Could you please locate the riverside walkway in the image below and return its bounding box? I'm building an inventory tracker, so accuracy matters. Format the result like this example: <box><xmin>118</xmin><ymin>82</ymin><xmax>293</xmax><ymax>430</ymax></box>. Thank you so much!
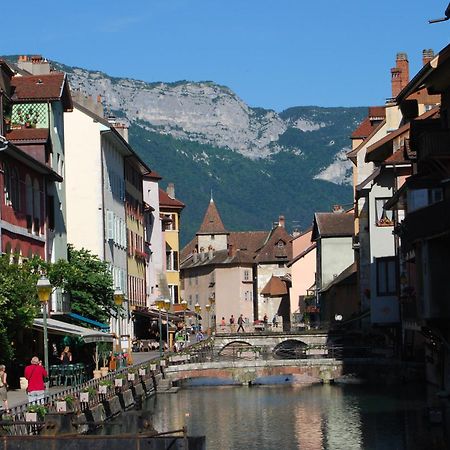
<box><xmin>5</xmin><ymin>351</ymin><xmax>159</xmax><ymax>410</ymax></box>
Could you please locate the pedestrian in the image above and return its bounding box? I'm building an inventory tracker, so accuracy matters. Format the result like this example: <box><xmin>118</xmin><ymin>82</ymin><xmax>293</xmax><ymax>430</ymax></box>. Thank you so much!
<box><xmin>237</xmin><ymin>314</ymin><xmax>245</xmax><ymax>332</ymax></box>
<box><xmin>24</xmin><ymin>356</ymin><xmax>47</xmax><ymax>403</ymax></box>
<box><xmin>263</xmin><ymin>314</ymin><xmax>268</xmax><ymax>330</ymax></box>
<box><xmin>220</xmin><ymin>317</ymin><xmax>226</xmax><ymax>331</ymax></box>
<box><xmin>0</xmin><ymin>365</ymin><xmax>8</xmax><ymax>412</ymax></box>
<box><xmin>272</xmin><ymin>314</ymin><xmax>278</xmax><ymax>328</ymax></box>
<box><xmin>60</xmin><ymin>346</ymin><xmax>72</xmax><ymax>365</ymax></box>
<box><xmin>229</xmin><ymin>315</ymin><xmax>235</xmax><ymax>332</ymax></box>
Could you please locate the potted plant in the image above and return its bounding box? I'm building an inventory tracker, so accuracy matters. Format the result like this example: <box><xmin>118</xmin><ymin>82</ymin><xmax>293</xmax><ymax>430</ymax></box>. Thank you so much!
<box><xmin>150</xmin><ymin>363</ymin><xmax>157</xmax><ymax>372</ymax></box>
<box><xmin>114</xmin><ymin>374</ymin><xmax>125</xmax><ymax>387</ymax></box>
<box><xmin>26</xmin><ymin>404</ymin><xmax>47</xmax><ymax>422</ymax></box>
<box><xmin>80</xmin><ymin>386</ymin><xmax>96</xmax><ymax>403</ymax></box>
<box><xmin>138</xmin><ymin>366</ymin><xmax>146</xmax><ymax>377</ymax></box>
<box><xmin>99</xmin><ymin>342</ymin><xmax>112</xmax><ymax>377</ymax></box>
<box><xmin>127</xmin><ymin>369</ymin><xmax>136</xmax><ymax>382</ymax></box>
<box><xmin>92</xmin><ymin>343</ymin><xmax>102</xmax><ymax>379</ymax></box>
<box><xmin>98</xmin><ymin>379</ymin><xmax>113</xmax><ymax>394</ymax></box>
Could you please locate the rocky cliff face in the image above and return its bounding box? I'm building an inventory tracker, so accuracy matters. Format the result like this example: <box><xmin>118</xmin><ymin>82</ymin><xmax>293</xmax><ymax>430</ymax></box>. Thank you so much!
<box><xmin>45</xmin><ymin>61</ymin><xmax>367</xmax><ymax>242</ymax></box>
<box><xmin>66</xmin><ymin>68</ymin><xmax>288</xmax><ymax>159</ymax></box>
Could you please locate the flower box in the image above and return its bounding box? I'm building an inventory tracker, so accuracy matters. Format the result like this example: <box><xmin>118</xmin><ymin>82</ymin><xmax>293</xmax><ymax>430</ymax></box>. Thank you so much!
<box><xmin>114</xmin><ymin>378</ymin><xmax>123</xmax><ymax>387</ymax></box>
<box><xmin>150</xmin><ymin>364</ymin><xmax>157</xmax><ymax>371</ymax></box>
<box><xmin>80</xmin><ymin>392</ymin><xmax>89</xmax><ymax>403</ymax></box>
<box><xmin>160</xmin><ymin>360</ymin><xmax>166</xmax><ymax>367</ymax></box>
<box><xmin>56</xmin><ymin>401</ymin><xmax>67</xmax><ymax>413</ymax></box>
<box><xmin>98</xmin><ymin>385</ymin><xmax>108</xmax><ymax>394</ymax></box>
<box><xmin>138</xmin><ymin>368</ymin><xmax>146</xmax><ymax>376</ymax></box>
<box><xmin>127</xmin><ymin>373</ymin><xmax>135</xmax><ymax>382</ymax></box>
<box><xmin>25</xmin><ymin>412</ymin><xmax>37</xmax><ymax>422</ymax></box>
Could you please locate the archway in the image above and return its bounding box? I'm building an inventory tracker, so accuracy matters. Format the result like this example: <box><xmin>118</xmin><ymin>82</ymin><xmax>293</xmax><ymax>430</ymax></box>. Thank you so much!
<box><xmin>273</xmin><ymin>339</ymin><xmax>308</xmax><ymax>359</ymax></box>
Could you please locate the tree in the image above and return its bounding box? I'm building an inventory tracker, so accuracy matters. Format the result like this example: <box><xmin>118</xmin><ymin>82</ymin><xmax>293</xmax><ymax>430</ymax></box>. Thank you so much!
<box><xmin>48</xmin><ymin>245</ymin><xmax>116</xmax><ymax>324</ymax></box>
<box><xmin>0</xmin><ymin>255</ymin><xmax>41</xmax><ymax>361</ymax></box>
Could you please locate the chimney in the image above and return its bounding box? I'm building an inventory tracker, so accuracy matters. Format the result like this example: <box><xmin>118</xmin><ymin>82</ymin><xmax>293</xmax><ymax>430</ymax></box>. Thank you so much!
<box><xmin>292</xmin><ymin>228</ymin><xmax>301</xmax><ymax>238</ymax></box>
<box><xmin>278</xmin><ymin>215</ymin><xmax>285</xmax><ymax>228</ymax></box>
<box><xmin>166</xmin><ymin>183</ymin><xmax>175</xmax><ymax>199</ymax></box>
<box><xmin>332</xmin><ymin>205</ymin><xmax>344</xmax><ymax>214</ymax></box>
<box><xmin>422</xmin><ymin>49</ymin><xmax>435</xmax><ymax>66</ymax></box>
<box><xmin>391</xmin><ymin>53</ymin><xmax>409</xmax><ymax>98</ymax></box>
<box><xmin>17</xmin><ymin>55</ymin><xmax>50</xmax><ymax>75</ymax></box>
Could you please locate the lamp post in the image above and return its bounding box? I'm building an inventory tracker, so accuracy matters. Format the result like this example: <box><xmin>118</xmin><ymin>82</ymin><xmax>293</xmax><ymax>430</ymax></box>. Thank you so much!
<box><xmin>181</xmin><ymin>299</ymin><xmax>188</xmax><ymax>344</ymax></box>
<box><xmin>114</xmin><ymin>288</ymin><xmax>124</xmax><ymax>367</ymax></box>
<box><xmin>36</xmin><ymin>276</ymin><xmax>52</xmax><ymax>374</ymax></box>
<box><xmin>194</xmin><ymin>302</ymin><xmax>201</xmax><ymax>338</ymax></box>
<box><xmin>155</xmin><ymin>298</ymin><xmax>165</xmax><ymax>357</ymax></box>
<box><xmin>205</xmin><ymin>303</ymin><xmax>211</xmax><ymax>335</ymax></box>
<box><xmin>209</xmin><ymin>295</ymin><xmax>216</xmax><ymax>333</ymax></box>
<box><xmin>164</xmin><ymin>298</ymin><xmax>170</xmax><ymax>351</ymax></box>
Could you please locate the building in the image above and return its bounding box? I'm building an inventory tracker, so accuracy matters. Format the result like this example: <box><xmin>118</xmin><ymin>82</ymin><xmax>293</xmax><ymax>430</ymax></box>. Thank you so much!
<box><xmin>64</xmin><ymin>93</ymin><xmax>151</xmax><ymax>345</ymax></box>
<box><xmin>181</xmin><ymin>198</ymin><xmax>293</xmax><ymax>328</ymax></box>
<box><xmin>311</xmin><ymin>208</ymin><xmax>354</xmax><ymax>323</ymax></box>
<box><xmin>159</xmin><ymin>184</ymin><xmax>185</xmax><ymax>304</ymax></box>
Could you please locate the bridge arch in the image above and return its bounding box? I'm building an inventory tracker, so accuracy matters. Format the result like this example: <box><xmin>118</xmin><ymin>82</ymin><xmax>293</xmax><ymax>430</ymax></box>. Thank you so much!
<box><xmin>273</xmin><ymin>339</ymin><xmax>308</xmax><ymax>359</ymax></box>
<box><xmin>218</xmin><ymin>340</ymin><xmax>258</xmax><ymax>359</ymax></box>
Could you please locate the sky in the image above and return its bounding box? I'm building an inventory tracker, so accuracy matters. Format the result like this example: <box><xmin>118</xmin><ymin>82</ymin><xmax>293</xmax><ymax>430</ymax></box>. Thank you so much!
<box><xmin>1</xmin><ymin>0</ymin><xmax>449</xmax><ymax>111</ymax></box>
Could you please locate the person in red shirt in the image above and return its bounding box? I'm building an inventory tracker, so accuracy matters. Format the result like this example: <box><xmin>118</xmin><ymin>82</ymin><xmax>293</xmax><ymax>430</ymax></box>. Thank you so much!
<box><xmin>24</xmin><ymin>356</ymin><xmax>47</xmax><ymax>403</ymax></box>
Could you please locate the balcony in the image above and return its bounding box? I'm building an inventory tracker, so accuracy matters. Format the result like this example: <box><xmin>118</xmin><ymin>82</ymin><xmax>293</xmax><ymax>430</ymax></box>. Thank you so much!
<box><xmin>417</xmin><ymin>129</ymin><xmax>450</xmax><ymax>160</ymax></box>
<box><xmin>401</xmin><ymin>198</ymin><xmax>450</xmax><ymax>242</ymax></box>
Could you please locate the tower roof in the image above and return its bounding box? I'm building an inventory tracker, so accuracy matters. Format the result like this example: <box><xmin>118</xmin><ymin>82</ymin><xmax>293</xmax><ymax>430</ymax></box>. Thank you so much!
<box><xmin>197</xmin><ymin>199</ymin><xmax>228</xmax><ymax>235</ymax></box>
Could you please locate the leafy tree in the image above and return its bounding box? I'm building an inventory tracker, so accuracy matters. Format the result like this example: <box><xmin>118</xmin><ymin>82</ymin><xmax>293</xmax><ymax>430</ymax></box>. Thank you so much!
<box><xmin>0</xmin><ymin>255</ymin><xmax>41</xmax><ymax>361</ymax></box>
<box><xmin>48</xmin><ymin>245</ymin><xmax>116</xmax><ymax>324</ymax></box>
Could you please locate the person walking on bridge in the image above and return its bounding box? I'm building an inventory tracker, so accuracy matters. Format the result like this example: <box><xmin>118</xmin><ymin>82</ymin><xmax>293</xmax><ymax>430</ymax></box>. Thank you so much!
<box><xmin>237</xmin><ymin>314</ymin><xmax>245</xmax><ymax>332</ymax></box>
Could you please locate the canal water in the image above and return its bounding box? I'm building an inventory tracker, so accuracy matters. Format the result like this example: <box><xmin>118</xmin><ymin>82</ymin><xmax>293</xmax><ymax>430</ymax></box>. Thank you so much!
<box><xmin>144</xmin><ymin>383</ymin><xmax>449</xmax><ymax>450</ymax></box>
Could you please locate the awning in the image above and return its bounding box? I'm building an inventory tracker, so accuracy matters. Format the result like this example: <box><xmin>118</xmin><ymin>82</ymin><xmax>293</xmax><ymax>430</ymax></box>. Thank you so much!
<box><xmin>67</xmin><ymin>312</ymin><xmax>110</xmax><ymax>330</ymax></box>
<box><xmin>33</xmin><ymin>317</ymin><xmax>113</xmax><ymax>343</ymax></box>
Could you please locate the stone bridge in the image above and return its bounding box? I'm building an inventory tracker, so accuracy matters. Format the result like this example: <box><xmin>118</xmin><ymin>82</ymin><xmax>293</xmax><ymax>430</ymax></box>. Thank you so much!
<box><xmin>165</xmin><ymin>359</ymin><xmax>343</xmax><ymax>385</ymax></box>
<box><xmin>213</xmin><ymin>331</ymin><xmax>330</xmax><ymax>356</ymax></box>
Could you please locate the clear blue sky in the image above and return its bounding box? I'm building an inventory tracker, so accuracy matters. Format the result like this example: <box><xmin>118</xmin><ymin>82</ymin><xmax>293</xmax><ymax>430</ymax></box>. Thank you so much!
<box><xmin>1</xmin><ymin>0</ymin><xmax>448</xmax><ymax>111</ymax></box>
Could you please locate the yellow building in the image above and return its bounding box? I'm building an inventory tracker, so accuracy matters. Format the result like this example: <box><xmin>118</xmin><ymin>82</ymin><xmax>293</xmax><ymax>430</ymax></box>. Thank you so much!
<box><xmin>159</xmin><ymin>184</ymin><xmax>185</xmax><ymax>304</ymax></box>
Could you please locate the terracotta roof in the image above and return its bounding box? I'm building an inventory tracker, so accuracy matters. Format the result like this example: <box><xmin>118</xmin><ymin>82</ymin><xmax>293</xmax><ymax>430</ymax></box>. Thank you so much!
<box><xmin>260</xmin><ymin>275</ymin><xmax>289</xmax><ymax>296</ymax></box>
<box><xmin>197</xmin><ymin>200</ymin><xmax>228</xmax><ymax>235</ymax></box>
<box><xmin>7</xmin><ymin>128</ymin><xmax>49</xmax><ymax>143</ymax></box>
<box><xmin>312</xmin><ymin>212</ymin><xmax>353</xmax><ymax>240</ymax></box>
<box><xmin>254</xmin><ymin>225</ymin><xmax>293</xmax><ymax>263</ymax></box>
<box><xmin>229</xmin><ymin>231</ymin><xmax>268</xmax><ymax>254</ymax></box>
<box><xmin>159</xmin><ymin>188</ymin><xmax>185</xmax><ymax>209</ymax></box>
<box><xmin>180</xmin><ymin>249</ymin><xmax>255</xmax><ymax>270</ymax></box>
<box><xmin>368</xmin><ymin>106</ymin><xmax>386</xmax><ymax>119</ymax></box>
<box><xmin>351</xmin><ymin>107</ymin><xmax>386</xmax><ymax>140</ymax></box>
<box><xmin>347</xmin><ymin>120</ymin><xmax>386</xmax><ymax>159</ymax></box>
<box><xmin>351</xmin><ymin>117</ymin><xmax>373</xmax><ymax>139</ymax></box>
<box><xmin>11</xmin><ymin>73</ymin><xmax>73</xmax><ymax>111</ymax></box>
<box><xmin>383</xmin><ymin>148</ymin><xmax>409</xmax><ymax>165</ymax></box>
<box><xmin>144</xmin><ymin>170</ymin><xmax>162</xmax><ymax>180</ymax></box>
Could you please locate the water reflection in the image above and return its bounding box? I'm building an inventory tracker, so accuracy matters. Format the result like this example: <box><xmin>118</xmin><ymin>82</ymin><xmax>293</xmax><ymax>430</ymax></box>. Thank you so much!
<box><xmin>144</xmin><ymin>383</ymin><xmax>448</xmax><ymax>450</ymax></box>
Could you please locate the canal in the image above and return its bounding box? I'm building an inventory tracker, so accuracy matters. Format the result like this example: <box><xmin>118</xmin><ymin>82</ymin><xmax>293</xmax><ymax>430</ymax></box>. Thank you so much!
<box><xmin>143</xmin><ymin>383</ymin><xmax>448</xmax><ymax>450</ymax></box>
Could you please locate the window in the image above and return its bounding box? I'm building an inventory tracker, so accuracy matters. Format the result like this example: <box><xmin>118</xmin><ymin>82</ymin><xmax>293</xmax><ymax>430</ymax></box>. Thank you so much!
<box><xmin>375</xmin><ymin>198</ymin><xmax>394</xmax><ymax>227</ymax></box>
<box><xmin>244</xmin><ymin>270</ymin><xmax>250</xmax><ymax>281</ymax></box>
<box><xmin>376</xmin><ymin>257</ymin><xmax>397</xmax><ymax>296</ymax></box>
<box><xmin>166</xmin><ymin>250</ymin><xmax>179</xmax><ymax>271</ymax></box>
<box><xmin>408</xmin><ymin>188</ymin><xmax>443</xmax><ymax>212</ymax></box>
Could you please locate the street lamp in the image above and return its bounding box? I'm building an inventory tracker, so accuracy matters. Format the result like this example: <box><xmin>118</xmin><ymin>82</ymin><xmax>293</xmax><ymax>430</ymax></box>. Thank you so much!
<box><xmin>205</xmin><ymin>303</ymin><xmax>211</xmax><ymax>335</ymax></box>
<box><xmin>36</xmin><ymin>276</ymin><xmax>52</xmax><ymax>374</ymax></box>
<box><xmin>209</xmin><ymin>296</ymin><xmax>216</xmax><ymax>333</ymax></box>
<box><xmin>164</xmin><ymin>298</ymin><xmax>170</xmax><ymax>351</ymax></box>
<box><xmin>114</xmin><ymin>288</ymin><xmax>124</xmax><ymax>367</ymax></box>
<box><xmin>155</xmin><ymin>297</ymin><xmax>165</xmax><ymax>357</ymax></box>
<box><xmin>180</xmin><ymin>299</ymin><xmax>188</xmax><ymax>344</ymax></box>
<box><xmin>194</xmin><ymin>302</ymin><xmax>201</xmax><ymax>338</ymax></box>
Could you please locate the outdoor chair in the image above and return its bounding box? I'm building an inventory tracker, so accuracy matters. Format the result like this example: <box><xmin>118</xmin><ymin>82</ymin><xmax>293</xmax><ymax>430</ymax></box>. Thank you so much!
<box><xmin>49</xmin><ymin>365</ymin><xmax>61</xmax><ymax>386</ymax></box>
<box><xmin>62</xmin><ymin>364</ymin><xmax>77</xmax><ymax>386</ymax></box>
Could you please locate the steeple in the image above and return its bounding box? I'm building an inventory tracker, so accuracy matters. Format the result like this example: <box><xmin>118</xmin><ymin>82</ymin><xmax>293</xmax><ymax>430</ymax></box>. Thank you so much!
<box><xmin>197</xmin><ymin>198</ymin><xmax>228</xmax><ymax>235</ymax></box>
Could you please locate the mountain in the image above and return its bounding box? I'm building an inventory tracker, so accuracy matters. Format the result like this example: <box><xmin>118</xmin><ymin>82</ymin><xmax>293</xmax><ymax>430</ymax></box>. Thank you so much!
<box><xmin>12</xmin><ymin>58</ymin><xmax>367</xmax><ymax>245</ymax></box>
